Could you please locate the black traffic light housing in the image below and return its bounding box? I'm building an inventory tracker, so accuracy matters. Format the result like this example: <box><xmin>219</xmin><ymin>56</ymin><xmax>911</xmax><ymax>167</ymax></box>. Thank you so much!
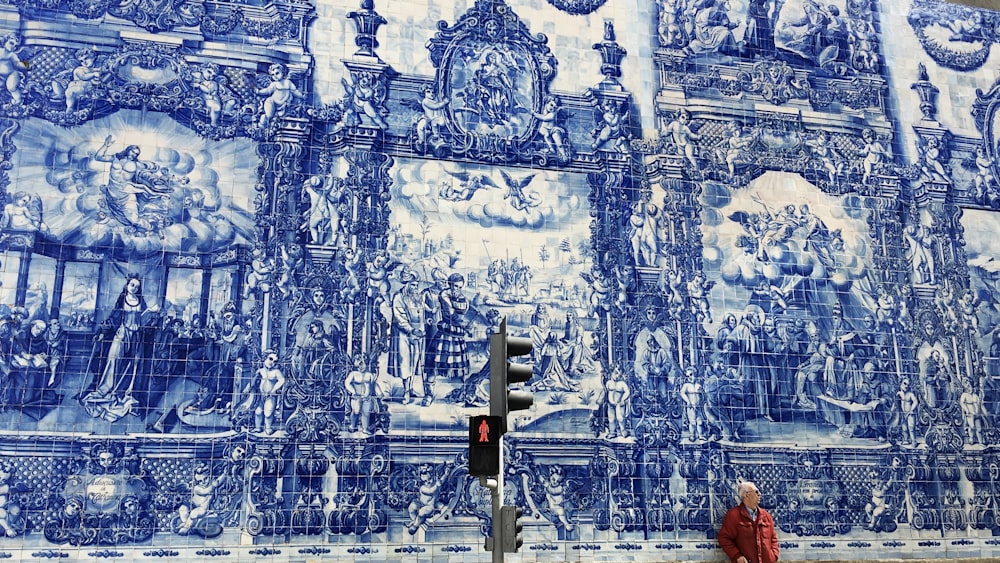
<box><xmin>500</xmin><ymin>505</ymin><xmax>524</xmax><ymax>552</ymax></box>
<box><xmin>468</xmin><ymin>415</ymin><xmax>502</xmax><ymax>477</ymax></box>
<box><xmin>489</xmin><ymin>318</ymin><xmax>533</xmax><ymax>432</ymax></box>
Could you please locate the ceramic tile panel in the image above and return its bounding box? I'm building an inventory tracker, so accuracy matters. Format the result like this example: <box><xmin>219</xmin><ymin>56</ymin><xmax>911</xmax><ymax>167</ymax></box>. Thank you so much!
<box><xmin>0</xmin><ymin>0</ymin><xmax>991</xmax><ymax>561</ymax></box>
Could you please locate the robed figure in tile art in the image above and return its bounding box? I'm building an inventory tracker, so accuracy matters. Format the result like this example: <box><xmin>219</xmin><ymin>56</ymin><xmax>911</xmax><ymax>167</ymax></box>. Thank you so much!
<box><xmin>83</xmin><ymin>275</ymin><xmax>160</xmax><ymax>422</ymax></box>
<box><xmin>93</xmin><ymin>136</ymin><xmax>184</xmax><ymax>234</ymax></box>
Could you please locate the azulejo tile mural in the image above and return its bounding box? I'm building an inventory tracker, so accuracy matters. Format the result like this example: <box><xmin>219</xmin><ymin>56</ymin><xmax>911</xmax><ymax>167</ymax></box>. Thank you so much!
<box><xmin>0</xmin><ymin>0</ymin><xmax>991</xmax><ymax>560</ymax></box>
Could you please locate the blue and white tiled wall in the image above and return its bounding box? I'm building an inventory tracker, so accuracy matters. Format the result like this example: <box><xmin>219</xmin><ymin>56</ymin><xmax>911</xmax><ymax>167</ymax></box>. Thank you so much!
<box><xmin>0</xmin><ymin>0</ymin><xmax>993</xmax><ymax>561</ymax></box>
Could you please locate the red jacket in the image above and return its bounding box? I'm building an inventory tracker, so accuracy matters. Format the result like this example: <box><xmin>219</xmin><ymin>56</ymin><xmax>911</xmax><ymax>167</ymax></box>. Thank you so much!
<box><xmin>718</xmin><ymin>503</ymin><xmax>779</xmax><ymax>563</ymax></box>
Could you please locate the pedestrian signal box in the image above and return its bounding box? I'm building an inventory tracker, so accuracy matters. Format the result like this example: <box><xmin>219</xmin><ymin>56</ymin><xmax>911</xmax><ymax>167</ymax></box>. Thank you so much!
<box><xmin>469</xmin><ymin>415</ymin><xmax>502</xmax><ymax>476</ymax></box>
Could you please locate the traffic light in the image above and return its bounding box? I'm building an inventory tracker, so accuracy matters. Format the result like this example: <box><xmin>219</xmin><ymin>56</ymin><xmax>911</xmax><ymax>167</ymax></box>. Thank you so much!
<box><xmin>500</xmin><ymin>505</ymin><xmax>524</xmax><ymax>552</ymax></box>
<box><xmin>483</xmin><ymin>318</ymin><xmax>532</xmax><ymax>560</ymax></box>
<box><xmin>489</xmin><ymin>317</ymin><xmax>533</xmax><ymax>432</ymax></box>
<box><xmin>468</xmin><ymin>415</ymin><xmax>501</xmax><ymax>477</ymax></box>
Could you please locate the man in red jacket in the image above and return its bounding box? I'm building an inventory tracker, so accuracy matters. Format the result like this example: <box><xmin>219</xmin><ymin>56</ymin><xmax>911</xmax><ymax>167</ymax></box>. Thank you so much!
<box><xmin>718</xmin><ymin>481</ymin><xmax>780</xmax><ymax>563</ymax></box>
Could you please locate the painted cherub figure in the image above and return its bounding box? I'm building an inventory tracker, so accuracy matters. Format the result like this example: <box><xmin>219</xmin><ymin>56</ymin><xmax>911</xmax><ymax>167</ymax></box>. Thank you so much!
<box><xmin>0</xmin><ymin>463</ymin><xmax>18</xmax><ymax>537</ymax></box>
<box><xmin>190</xmin><ymin>62</ymin><xmax>236</xmax><ymax>126</ymax></box>
<box><xmin>243</xmin><ymin>247</ymin><xmax>275</xmax><ymax>299</ymax></box>
<box><xmin>722</xmin><ymin>121</ymin><xmax>754</xmax><ymax>177</ymax></box>
<box><xmin>806</xmin><ymin>130</ymin><xmax>844</xmax><ymax>183</ymax></box>
<box><xmin>301</xmin><ymin>174</ymin><xmax>341</xmax><ymax>246</ymax></box>
<box><xmin>592</xmin><ymin>97</ymin><xmax>630</xmax><ymax>153</ymax></box>
<box><xmin>256</xmin><ymin>63</ymin><xmax>304</xmax><ymax>128</ymax></box>
<box><xmin>896</xmin><ymin>377</ymin><xmax>918</xmax><ymax>445</ymax></box>
<box><xmin>0</xmin><ymin>191</ymin><xmax>46</xmax><ymax>233</ymax></box>
<box><xmin>875</xmin><ymin>285</ymin><xmax>900</xmax><ymax>329</ymax></box>
<box><xmin>366</xmin><ymin>250</ymin><xmax>393</xmax><ymax>306</ymax></box>
<box><xmin>956</xmin><ymin>289</ymin><xmax>979</xmax><ymax>334</ymax></box>
<box><xmin>414</xmin><ymin>84</ymin><xmax>449</xmax><ymax>149</ymax></box>
<box><xmin>959</xmin><ymin>378</ymin><xmax>986</xmax><ymax>445</ymax></box>
<box><xmin>865</xmin><ymin>470</ymin><xmax>888</xmax><ymax>530</ymax></box>
<box><xmin>276</xmin><ymin>242</ymin><xmax>304</xmax><ymax>299</ymax></box>
<box><xmin>176</xmin><ymin>463</ymin><xmax>226</xmax><ymax>534</ymax></box>
<box><xmin>604</xmin><ymin>366</ymin><xmax>632</xmax><ymax>439</ymax></box>
<box><xmin>686</xmin><ymin>271</ymin><xmax>715</xmax><ymax>323</ymax></box>
<box><xmin>342</xmin><ymin>72</ymin><xmax>388</xmax><ymax>129</ymax></box>
<box><xmin>949</xmin><ymin>11</ymin><xmax>984</xmax><ymax>42</ymax></box>
<box><xmin>849</xmin><ymin>19</ymin><xmax>879</xmax><ymax>72</ymax></box>
<box><xmin>533</xmin><ymin>95</ymin><xmax>571</xmax><ymax>161</ymax></box>
<box><xmin>665</xmin><ymin>109</ymin><xmax>701</xmax><ymax>168</ymax></box>
<box><xmin>0</xmin><ymin>33</ymin><xmax>27</xmax><ymax>105</ymax></box>
<box><xmin>858</xmin><ymin>128</ymin><xmax>890</xmax><ymax>184</ymax></box>
<box><xmin>658</xmin><ymin>0</ymin><xmax>687</xmax><ymax>47</ymax></box>
<box><xmin>679</xmin><ymin>366</ymin><xmax>705</xmax><ymax>441</ymax></box>
<box><xmin>544</xmin><ymin>466</ymin><xmax>575</xmax><ymax>532</ymax></box>
<box><xmin>406</xmin><ymin>463</ymin><xmax>445</xmax><ymax>534</ymax></box>
<box><xmin>51</xmin><ymin>47</ymin><xmax>101</xmax><ymax>111</ymax></box>
<box><xmin>973</xmin><ymin>146</ymin><xmax>998</xmax><ymax>204</ymax></box>
<box><xmin>253</xmin><ymin>350</ymin><xmax>284</xmax><ymax>434</ymax></box>
<box><xmin>345</xmin><ymin>354</ymin><xmax>379</xmax><ymax>435</ymax></box>
<box><xmin>918</xmin><ymin>136</ymin><xmax>950</xmax><ymax>184</ymax></box>
<box><xmin>339</xmin><ymin>247</ymin><xmax>363</xmax><ymax>303</ymax></box>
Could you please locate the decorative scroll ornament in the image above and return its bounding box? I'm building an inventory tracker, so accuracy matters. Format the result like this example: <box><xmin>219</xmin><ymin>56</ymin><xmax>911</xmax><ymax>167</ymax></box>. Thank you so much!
<box><xmin>27</xmin><ymin>44</ymin><xmax>264</xmax><ymax>136</ymax></box>
<box><xmin>543</xmin><ymin>0</ymin><xmax>609</xmax><ymax>15</ymax></box>
<box><xmin>109</xmin><ymin>0</ymin><xmax>204</xmax><ymax>33</ymax></box>
<box><xmin>326</xmin><ymin>449</ymin><xmax>388</xmax><ymax>535</ymax></box>
<box><xmin>908</xmin><ymin>0</ymin><xmax>999</xmax><ymax>72</ymax></box>
<box><xmin>102</xmin><ymin>44</ymin><xmax>190</xmax><ymax>113</ymax></box>
<box><xmin>661</xmin><ymin>65</ymin><xmax>884</xmax><ymax>112</ymax></box>
<box><xmin>18</xmin><ymin>0</ymin><xmax>306</xmax><ymax>38</ymax></box>
<box><xmin>424</xmin><ymin>0</ymin><xmax>560</xmax><ymax>162</ymax></box>
<box><xmin>44</xmin><ymin>443</ymin><xmax>155</xmax><ymax>546</ymax></box>
<box><xmin>971</xmin><ymin>76</ymin><xmax>1000</xmax><ymax>191</ymax></box>
<box><xmin>244</xmin><ymin>453</ymin><xmax>288</xmax><ymax>536</ymax></box>
<box><xmin>661</xmin><ymin>112</ymin><xmax>898</xmax><ymax>196</ymax></box>
<box><xmin>25</xmin><ymin>0</ymin><xmax>202</xmax><ymax>33</ymax></box>
<box><xmin>737</xmin><ymin>60</ymin><xmax>810</xmax><ymax>106</ymax></box>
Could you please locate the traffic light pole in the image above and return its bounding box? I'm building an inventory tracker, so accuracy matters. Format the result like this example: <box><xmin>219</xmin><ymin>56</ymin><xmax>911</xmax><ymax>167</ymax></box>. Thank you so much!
<box><xmin>479</xmin><ymin>434</ymin><xmax>506</xmax><ymax>563</ymax></box>
<box><xmin>496</xmin><ymin>437</ymin><xmax>506</xmax><ymax>563</ymax></box>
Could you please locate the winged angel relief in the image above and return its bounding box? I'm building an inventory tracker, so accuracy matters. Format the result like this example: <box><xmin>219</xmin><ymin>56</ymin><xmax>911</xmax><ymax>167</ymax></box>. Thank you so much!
<box><xmin>438</xmin><ymin>169</ymin><xmax>542</xmax><ymax>211</ymax></box>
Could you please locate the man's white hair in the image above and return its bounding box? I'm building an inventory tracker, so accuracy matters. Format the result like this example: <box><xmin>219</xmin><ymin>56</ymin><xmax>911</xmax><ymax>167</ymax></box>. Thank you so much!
<box><xmin>737</xmin><ymin>481</ymin><xmax>758</xmax><ymax>499</ymax></box>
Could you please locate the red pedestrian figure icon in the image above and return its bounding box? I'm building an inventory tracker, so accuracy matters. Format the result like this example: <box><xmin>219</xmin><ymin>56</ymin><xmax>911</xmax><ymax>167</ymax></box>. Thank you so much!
<box><xmin>478</xmin><ymin>419</ymin><xmax>491</xmax><ymax>443</ymax></box>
